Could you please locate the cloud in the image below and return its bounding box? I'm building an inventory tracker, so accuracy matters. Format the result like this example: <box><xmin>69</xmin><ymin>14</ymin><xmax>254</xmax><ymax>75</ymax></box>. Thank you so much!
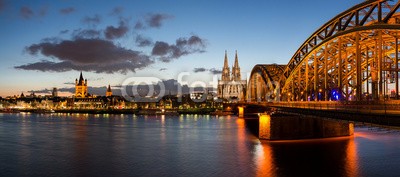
<box><xmin>192</xmin><ymin>67</ymin><xmax>222</xmax><ymax>74</ymax></box>
<box><xmin>39</xmin><ymin>6</ymin><xmax>48</xmax><ymax>17</ymax></box>
<box><xmin>135</xmin><ymin>13</ymin><xmax>173</xmax><ymax>30</ymax></box>
<box><xmin>30</xmin><ymin>79</ymin><xmax>217</xmax><ymax>97</ymax></box>
<box><xmin>135</xmin><ymin>35</ymin><xmax>152</xmax><ymax>47</ymax></box>
<box><xmin>82</xmin><ymin>14</ymin><xmax>101</xmax><ymax>25</ymax></box>
<box><xmin>89</xmin><ymin>77</ymin><xmax>104</xmax><ymax>81</ymax></box>
<box><xmin>152</xmin><ymin>41</ymin><xmax>169</xmax><ymax>56</ymax></box>
<box><xmin>146</xmin><ymin>13</ymin><xmax>173</xmax><ymax>28</ymax></box>
<box><xmin>151</xmin><ymin>35</ymin><xmax>206</xmax><ymax>62</ymax></box>
<box><xmin>60</xmin><ymin>7</ymin><xmax>75</xmax><ymax>15</ymax></box>
<box><xmin>19</xmin><ymin>5</ymin><xmax>48</xmax><ymax>19</ymax></box>
<box><xmin>110</xmin><ymin>7</ymin><xmax>123</xmax><ymax>16</ymax></box>
<box><xmin>193</xmin><ymin>68</ymin><xmax>206</xmax><ymax>73</ymax></box>
<box><xmin>134</xmin><ymin>21</ymin><xmax>144</xmax><ymax>30</ymax></box>
<box><xmin>63</xmin><ymin>82</ymin><xmax>75</xmax><ymax>85</ymax></box>
<box><xmin>209</xmin><ymin>68</ymin><xmax>222</xmax><ymax>74</ymax></box>
<box><xmin>59</xmin><ymin>30</ymin><xmax>69</xmax><ymax>34</ymax></box>
<box><xmin>40</xmin><ymin>37</ymin><xmax>60</xmax><ymax>43</ymax></box>
<box><xmin>20</xmin><ymin>6</ymin><xmax>34</xmax><ymax>19</ymax></box>
<box><xmin>104</xmin><ymin>21</ymin><xmax>129</xmax><ymax>40</ymax></box>
<box><xmin>16</xmin><ymin>38</ymin><xmax>154</xmax><ymax>74</ymax></box>
<box><xmin>15</xmin><ymin>60</ymin><xmax>152</xmax><ymax>74</ymax></box>
<box><xmin>29</xmin><ymin>88</ymin><xmax>52</xmax><ymax>95</ymax></box>
<box><xmin>72</xmin><ymin>29</ymin><xmax>101</xmax><ymax>39</ymax></box>
<box><xmin>30</xmin><ymin>86</ymin><xmax>116</xmax><ymax>96</ymax></box>
<box><xmin>15</xmin><ymin>60</ymin><xmax>73</xmax><ymax>72</ymax></box>
<box><xmin>16</xmin><ymin>11</ymin><xmax>208</xmax><ymax>75</ymax></box>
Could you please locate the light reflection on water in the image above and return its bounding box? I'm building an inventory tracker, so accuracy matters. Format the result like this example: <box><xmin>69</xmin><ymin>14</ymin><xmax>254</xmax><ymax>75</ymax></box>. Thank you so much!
<box><xmin>0</xmin><ymin>113</ymin><xmax>399</xmax><ymax>177</ymax></box>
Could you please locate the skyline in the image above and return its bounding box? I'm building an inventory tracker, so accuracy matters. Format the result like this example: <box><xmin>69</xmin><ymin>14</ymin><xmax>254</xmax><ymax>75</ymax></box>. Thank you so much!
<box><xmin>0</xmin><ymin>0</ymin><xmax>364</xmax><ymax>97</ymax></box>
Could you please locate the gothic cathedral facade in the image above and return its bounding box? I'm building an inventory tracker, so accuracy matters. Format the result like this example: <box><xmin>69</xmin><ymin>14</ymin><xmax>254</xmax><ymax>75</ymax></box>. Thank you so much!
<box><xmin>217</xmin><ymin>51</ymin><xmax>247</xmax><ymax>102</ymax></box>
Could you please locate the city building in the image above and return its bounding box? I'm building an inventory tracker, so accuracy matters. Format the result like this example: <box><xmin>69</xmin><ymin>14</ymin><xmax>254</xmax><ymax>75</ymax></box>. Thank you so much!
<box><xmin>52</xmin><ymin>87</ymin><xmax>58</xmax><ymax>97</ymax></box>
<box><xmin>217</xmin><ymin>51</ymin><xmax>247</xmax><ymax>102</ymax></box>
<box><xmin>106</xmin><ymin>85</ymin><xmax>112</xmax><ymax>97</ymax></box>
<box><xmin>75</xmin><ymin>72</ymin><xmax>88</xmax><ymax>98</ymax></box>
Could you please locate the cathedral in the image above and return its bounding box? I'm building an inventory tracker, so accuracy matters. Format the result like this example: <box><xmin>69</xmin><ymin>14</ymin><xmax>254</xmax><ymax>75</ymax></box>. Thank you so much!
<box><xmin>217</xmin><ymin>51</ymin><xmax>247</xmax><ymax>101</ymax></box>
<box><xmin>75</xmin><ymin>72</ymin><xmax>88</xmax><ymax>98</ymax></box>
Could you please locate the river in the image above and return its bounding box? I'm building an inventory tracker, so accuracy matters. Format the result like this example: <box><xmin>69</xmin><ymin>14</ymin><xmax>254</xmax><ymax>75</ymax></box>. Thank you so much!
<box><xmin>0</xmin><ymin>113</ymin><xmax>399</xmax><ymax>177</ymax></box>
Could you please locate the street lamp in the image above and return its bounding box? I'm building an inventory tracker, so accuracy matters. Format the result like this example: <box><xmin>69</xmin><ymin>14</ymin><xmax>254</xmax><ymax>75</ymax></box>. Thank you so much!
<box><xmin>318</xmin><ymin>89</ymin><xmax>323</xmax><ymax>101</ymax></box>
<box><xmin>300</xmin><ymin>91</ymin><xmax>304</xmax><ymax>101</ymax></box>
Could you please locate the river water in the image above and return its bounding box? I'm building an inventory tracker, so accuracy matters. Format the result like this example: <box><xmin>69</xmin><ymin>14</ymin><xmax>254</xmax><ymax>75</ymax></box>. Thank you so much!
<box><xmin>0</xmin><ymin>113</ymin><xmax>399</xmax><ymax>177</ymax></box>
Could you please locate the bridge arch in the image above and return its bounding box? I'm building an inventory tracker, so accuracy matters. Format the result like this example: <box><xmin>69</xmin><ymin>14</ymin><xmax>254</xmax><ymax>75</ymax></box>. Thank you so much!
<box><xmin>252</xmin><ymin>0</ymin><xmax>400</xmax><ymax>102</ymax></box>
<box><xmin>247</xmin><ymin>64</ymin><xmax>285</xmax><ymax>102</ymax></box>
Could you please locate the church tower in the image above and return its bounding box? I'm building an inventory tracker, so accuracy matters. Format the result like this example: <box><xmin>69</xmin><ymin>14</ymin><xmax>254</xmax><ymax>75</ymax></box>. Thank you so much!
<box><xmin>75</xmin><ymin>72</ymin><xmax>88</xmax><ymax>98</ymax></box>
<box><xmin>221</xmin><ymin>50</ymin><xmax>230</xmax><ymax>81</ymax></box>
<box><xmin>106</xmin><ymin>84</ymin><xmax>112</xmax><ymax>97</ymax></box>
<box><xmin>217</xmin><ymin>50</ymin><xmax>247</xmax><ymax>102</ymax></box>
<box><xmin>231</xmin><ymin>50</ymin><xmax>241</xmax><ymax>81</ymax></box>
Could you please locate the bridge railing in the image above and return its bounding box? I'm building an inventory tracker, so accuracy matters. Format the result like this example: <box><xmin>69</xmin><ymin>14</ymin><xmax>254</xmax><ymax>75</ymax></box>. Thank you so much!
<box><xmin>260</xmin><ymin>100</ymin><xmax>400</xmax><ymax>115</ymax></box>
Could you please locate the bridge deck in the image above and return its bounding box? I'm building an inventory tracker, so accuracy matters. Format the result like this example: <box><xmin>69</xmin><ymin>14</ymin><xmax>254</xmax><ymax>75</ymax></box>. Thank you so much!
<box><xmin>268</xmin><ymin>101</ymin><xmax>400</xmax><ymax>116</ymax></box>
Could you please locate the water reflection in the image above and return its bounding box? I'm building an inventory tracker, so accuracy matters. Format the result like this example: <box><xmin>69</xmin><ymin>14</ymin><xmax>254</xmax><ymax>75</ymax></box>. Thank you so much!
<box><xmin>1</xmin><ymin>114</ymin><xmax>399</xmax><ymax>177</ymax></box>
<box><xmin>345</xmin><ymin>137</ymin><xmax>358</xmax><ymax>177</ymax></box>
<box><xmin>241</xmin><ymin>117</ymin><xmax>360</xmax><ymax>177</ymax></box>
<box><xmin>73</xmin><ymin>122</ymin><xmax>89</xmax><ymax>177</ymax></box>
<box><xmin>254</xmin><ymin>142</ymin><xmax>276</xmax><ymax>177</ymax></box>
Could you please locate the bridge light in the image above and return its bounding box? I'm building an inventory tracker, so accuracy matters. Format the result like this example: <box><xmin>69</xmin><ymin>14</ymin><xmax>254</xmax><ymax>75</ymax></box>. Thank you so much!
<box><xmin>331</xmin><ymin>88</ymin><xmax>340</xmax><ymax>101</ymax></box>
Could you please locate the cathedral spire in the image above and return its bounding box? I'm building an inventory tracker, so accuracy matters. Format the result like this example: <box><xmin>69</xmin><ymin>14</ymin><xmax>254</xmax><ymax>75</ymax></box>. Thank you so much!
<box><xmin>234</xmin><ymin>50</ymin><xmax>239</xmax><ymax>68</ymax></box>
<box><xmin>232</xmin><ymin>50</ymin><xmax>241</xmax><ymax>81</ymax></box>
<box><xmin>221</xmin><ymin>50</ymin><xmax>230</xmax><ymax>81</ymax></box>
<box><xmin>223</xmin><ymin>50</ymin><xmax>229</xmax><ymax>68</ymax></box>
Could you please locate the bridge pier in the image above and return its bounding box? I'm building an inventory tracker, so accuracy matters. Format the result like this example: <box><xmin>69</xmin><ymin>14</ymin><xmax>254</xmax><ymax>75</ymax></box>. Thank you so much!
<box><xmin>258</xmin><ymin>113</ymin><xmax>354</xmax><ymax>140</ymax></box>
<box><xmin>238</xmin><ymin>106</ymin><xmax>244</xmax><ymax>118</ymax></box>
<box><xmin>259</xmin><ymin>114</ymin><xmax>271</xmax><ymax>139</ymax></box>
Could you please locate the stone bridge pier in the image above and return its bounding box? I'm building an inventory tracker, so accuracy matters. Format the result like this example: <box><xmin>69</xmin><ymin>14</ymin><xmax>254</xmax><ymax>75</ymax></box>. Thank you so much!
<box><xmin>258</xmin><ymin>113</ymin><xmax>354</xmax><ymax>140</ymax></box>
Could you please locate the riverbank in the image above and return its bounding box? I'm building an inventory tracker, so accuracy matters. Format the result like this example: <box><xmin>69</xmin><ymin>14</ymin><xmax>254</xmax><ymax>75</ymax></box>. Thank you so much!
<box><xmin>13</xmin><ymin>108</ymin><xmax>221</xmax><ymax>115</ymax></box>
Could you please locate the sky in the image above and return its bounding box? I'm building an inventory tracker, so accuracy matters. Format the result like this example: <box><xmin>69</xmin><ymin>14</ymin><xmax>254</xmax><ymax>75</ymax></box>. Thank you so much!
<box><xmin>0</xmin><ymin>0</ymin><xmax>365</xmax><ymax>97</ymax></box>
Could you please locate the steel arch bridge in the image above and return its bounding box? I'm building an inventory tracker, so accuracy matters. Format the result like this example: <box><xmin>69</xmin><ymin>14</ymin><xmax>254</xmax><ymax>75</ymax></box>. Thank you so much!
<box><xmin>248</xmin><ymin>0</ymin><xmax>400</xmax><ymax>102</ymax></box>
<box><xmin>247</xmin><ymin>64</ymin><xmax>285</xmax><ymax>102</ymax></box>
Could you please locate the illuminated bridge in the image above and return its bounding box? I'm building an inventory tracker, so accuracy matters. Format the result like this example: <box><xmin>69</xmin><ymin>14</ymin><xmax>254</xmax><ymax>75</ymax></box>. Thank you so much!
<box><xmin>240</xmin><ymin>0</ymin><xmax>400</xmax><ymax>139</ymax></box>
<box><xmin>248</xmin><ymin>0</ymin><xmax>400</xmax><ymax>103</ymax></box>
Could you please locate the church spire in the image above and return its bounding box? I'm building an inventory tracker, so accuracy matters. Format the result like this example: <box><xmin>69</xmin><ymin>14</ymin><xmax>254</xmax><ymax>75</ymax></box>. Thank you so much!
<box><xmin>234</xmin><ymin>50</ymin><xmax>239</xmax><ymax>68</ymax></box>
<box><xmin>106</xmin><ymin>84</ymin><xmax>112</xmax><ymax>97</ymax></box>
<box><xmin>78</xmin><ymin>71</ymin><xmax>84</xmax><ymax>85</ymax></box>
<box><xmin>221</xmin><ymin>50</ymin><xmax>230</xmax><ymax>81</ymax></box>
<box><xmin>75</xmin><ymin>71</ymin><xmax>88</xmax><ymax>98</ymax></box>
<box><xmin>223</xmin><ymin>50</ymin><xmax>229</xmax><ymax>68</ymax></box>
<box><xmin>232</xmin><ymin>50</ymin><xmax>241</xmax><ymax>81</ymax></box>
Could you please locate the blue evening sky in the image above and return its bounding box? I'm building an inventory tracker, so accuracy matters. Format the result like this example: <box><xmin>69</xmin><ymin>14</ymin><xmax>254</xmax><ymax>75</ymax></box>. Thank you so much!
<box><xmin>0</xmin><ymin>0</ymin><xmax>364</xmax><ymax>97</ymax></box>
